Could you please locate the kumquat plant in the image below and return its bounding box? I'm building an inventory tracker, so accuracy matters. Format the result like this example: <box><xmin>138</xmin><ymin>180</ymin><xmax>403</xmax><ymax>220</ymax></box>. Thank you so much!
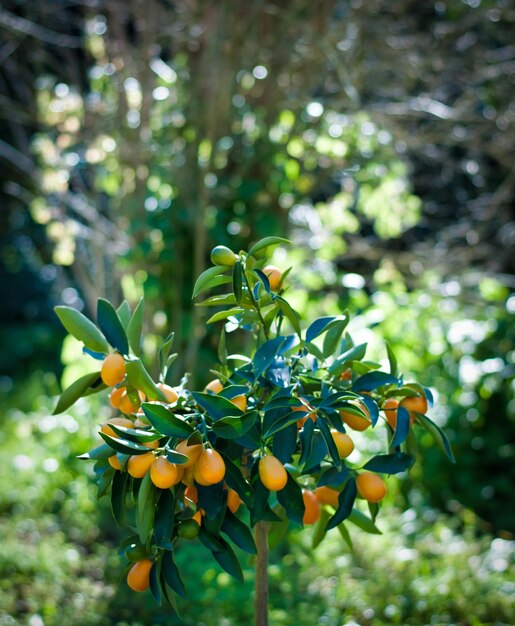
<box><xmin>52</xmin><ymin>237</ymin><xmax>455</xmax><ymax>625</ymax></box>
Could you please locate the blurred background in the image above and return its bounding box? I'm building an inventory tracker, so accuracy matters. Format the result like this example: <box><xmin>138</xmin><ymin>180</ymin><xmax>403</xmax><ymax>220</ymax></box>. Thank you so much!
<box><xmin>0</xmin><ymin>1</ymin><xmax>514</xmax><ymax>625</ymax></box>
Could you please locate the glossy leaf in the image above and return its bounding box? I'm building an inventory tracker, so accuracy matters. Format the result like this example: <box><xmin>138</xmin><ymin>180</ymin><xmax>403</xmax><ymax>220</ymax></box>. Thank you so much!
<box><xmin>363</xmin><ymin>452</ymin><xmax>415</xmax><ymax>474</ymax></box>
<box><xmin>247</xmin><ymin>236</ymin><xmax>290</xmax><ymax>257</ymax></box>
<box><xmin>218</xmin><ymin>452</ymin><xmax>253</xmax><ymax>507</ymax></box>
<box><xmin>78</xmin><ymin>443</ymin><xmax>112</xmax><ymax>461</ymax></box>
<box><xmin>137</xmin><ymin>472</ymin><xmax>156</xmax><ymax>544</ymax></box>
<box><xmin>276</xmin><ymin>472</ymin><xmax>305</xmax><ymax>525</ymax></box>
<box><xmin>353</xmin><ymin>371</ymin><xmax>399</xmax><ymax>392</ymax></box>
<box><xmin>108</xmin><ymin>423</ymin><xmax>162</xmax><ymax>443</ymax></box>
<box><xmin>326</xmin><ymin>478</ymin><xmax>357</xmax><ymax>530</ymax></box>
<box><xmin>390</xmin><ymin>406</ymin><xmax>411</xmax><ymax>448</ymax></box>
<box><xmin>416</xmin><ymin>413</ymin><xmax>455</xmax><ymax>463</ymax></box>
<box><xmin>385</xmin><ymin>342</ymin><xmax>398</xmax><ymax>376</ymax></box>
<box><xmin>275</xmin><ymin>296</ymin><xmax>302</xmax><ymax>337</ymax></box>
<box><xmin>53</xmin><ymin>371</ymin><xmax>101</xmax><ymax>414</ymax></box>
<box><xmin>54</xmin><ymin>306</ymin><xmax>109</xmax><ymax>353</ymax></box>
<box><xmin>97</xmin><ymin>298</ymin><xmax>129</xmax><ymax>354</ymax></box>
<box><xmin>253</xmin><ymin>336</ymin><xmax>287</xmax><ymax>378</ymax></box>
<box><xmin>125</xmin><ymin>360</ymin><xmax>167</xmax><ymax>401</ymax></box>
<box><xmin>206</xmin><ymin>307</ymin><xmax>244</xmax><ymax>324</ymax></box>
<box><xmin>192</xmin><ymin>265</ymin><xmax>231</xmax><ymax>299</ymax></box>
<box><xmin>221</xmin><ymin>511</ymin><xmax>257</xmax><ymax>554</ymax></box>
<box><xmin>162</xmin><ymin>550</ymin><xmax>187</xmax><ymax>598</ymax></box>
<box><xmin>347</xmin><ymin>508</ymin><xmax>382</xmax><ymax>534</ymax></box>
<box><xmin>232</xmin><ymin>260</ymin><xmax>243</xmax><ymax>303</ymax></box>
<box><xmin>141</xmin><ymin>403</ymin><xmax>193</xmax><ymax>438</ymax></box>
<box><xmin>99</xmin><ymin>431</ymin><xmax>153</xmax><ymax>455</ymax></box>
<box><xmin>192</xmin><ymin>392</ymin><xmax>244</xmax><ymax>421</ymax></box>
<box><xmin>116</xmin><ymin>300</ymin><xmax>131</xmax><ymax>328</ymax></box>
<box><xmin>212</xmin><ymin>410</ymin><xmax>258</xmax><ymax>439</ymax></box>
<box><xmin>210</xmin><ymin>537</ymin><xmax>244</xmax><ymax>582</ymax></box>
<box><xmin>111</xmin><ymin>470</ymin><xmax>128</xmax><ymax>527</ymax></box>
<box><xmin>306</xmin><ymin>315</ymin><xmax>348</xmax><ymax>343</ymax></box>
<box><xmin>127</xmin><ymin>298</ymin><xmax>144</xmax><ymax>357</ymax></box>
<box><xmin>328</xmin><ymin>343</ymin><xmax>367</xmax><ymax>374</ymax></box>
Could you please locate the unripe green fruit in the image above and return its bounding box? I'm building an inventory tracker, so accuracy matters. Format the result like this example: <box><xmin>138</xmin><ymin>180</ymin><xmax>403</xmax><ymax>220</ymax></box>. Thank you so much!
<box><xmin>210</xmin><ymin>245</ymin><xmax>237</xmax><ymax>267</ymax></box>
<box><xmin>178</xmin><ymin>519</ymin><xmax>200</xmax><ymax>540</ymax></box>
<box><xmin>125</xmin><ymin>543</ymin><xmax>148</xmax><ymax>562</ymax></box>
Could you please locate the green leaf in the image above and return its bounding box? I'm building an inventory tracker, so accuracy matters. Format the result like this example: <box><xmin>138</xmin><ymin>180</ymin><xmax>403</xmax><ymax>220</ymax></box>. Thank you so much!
<box><xmin>248</xmin><ymin>236</ymin><xmax>291</xmax><ymax>257</ymax></box>
<box><xmin>253</xmin><ymin>336</ymin><xmax>287</xmax><ymax>378</ymax></box>
<box><xmin>353</xmin><ymin>371</ymin><xmax>399</xmax><ymax>392</ymax></box>
<box><xmin>53</xmin><ymin>371</ymin><xmax>101</xmax><ymax>414</ymax></box>
<box><xmin>275</xmin><ymin>296</ymin><xmax>302</xmax><ymax>338</ymax></box>
<box><xmin>210</xmin><ymin>538</ymin><xmax>244</xmax><ymax>582</ymax></box>
<box><xmin>99</xmin><ymin>431</ymin><xmax>153</xmax><ymax>455</ymax></box>
<box><xmin>125</xmin><ymin>359</ymin><xmax>166</xmax><ymax>401</ymax></box>
<box><xmin>206</xmin><ymin>307</ymin><xmax>244</xmax><ymax>324</ymax></box>
<box><xmin>141</xmin><ymin>403</ymin><xmax>193</xmax><ymax>438</ymax></box>
<box><xmin>162</xmin><ymin>550</ymin><xmax>187</xmax><ymax>598</ymax></box>
<box><xmin>385</xmin><ymin>342</ymin><xmax>398</xmax><ymax>376</ymax></box>
<box><xmin>221</xmin><ymin>510</ymin><xmax>257</xmax><ymax>554</ymax></box>
<box><xmin>165</xmin><ymin>449</ymin><xmax>189</xmax><ymax>465</ymax></box>
<box><xmin>219</xmin><ymin>452</ymin><xmax>253</xmax><ymax>507</ymax></box>
<box><xmin>192</xmin><ymin>392</ymin><xmax>244</xmax><ymax>421</ymax></box>
<box><xmin>322</xmin><ymin>319</ymin><xmax>349</xmax><ymax>359</ymax></box>
<box><xmin>306</xmin><ymin>315</ymin><xmax>349</xmax><ymax>343</ymax></box>
<box><xmin>390</xmin><ymin>406</ymin><xmax>410</xmax><ymax>448</ymax></box>
<box><xmin>363</xmin><ymin>452</ymin><xmax>415</xmax><ymax>474</ymax></box>
<box><xmin>263</xmin><ymin>410</ymin><xmax>300</xmax><ymax>438</ymax></box>
<box><xmin>312</xmin><ymin>508</ymin><xmax>331</xmax><ymax>549</ymax></box>
<box><xmin>337</xmin><ymin>523</ymin><xmax>353</xmax><ymax>551</ymax></box>
<box><xmin>192</xmin><ymin>266</ymin><xmax>231</xmax><ymax>299</ymax></box>
<box><xmin>97</xmin><ymin>298</ymin><xmax>129</xmax><ymax>355</ymax></box>
<box><xmin>128</xmin><ymin>298</ymin><xmax>144</xmax><ymax>357</ymax></box>
<box><xmin>78</xmin><ymin>443</ymin><xmax>113</xmax><ymax>461</ymax></box>
<box><xmin>108</xmin><ymin>423</ymin><xmax>162</xmax><ymax>444</ymax></box>
<box><xmin>232</xmin><ymin>260</ymin><xmax>243</xmax><ymax>303</ymax></box>
<box><xmin>316</xmin><ymin>416</ymin><xmax>342</xmax><ymax>469</ymax></box>
<box><xmin>276</xmin><ymin>472</ymin><xmax>305</xmax><ymax>525</ymax></box>
<box><xmin>197</xmin><ymin>294</ymin><xmax>237</xmax><ymax>307</ymax></box>
<box><xmin>111</xmin><ymin>471</ymin><xmax>128</xmax><ymax>526</ymax></box>
<box><xmin>212</xmin><ymin>410</ymin><xmax>259</xmax><ymax>439</ymax></box>
<box><xmin>116</xmin><ymin>301</ymin><xmax>132</xmax><ymax>328</ymax></box>
<box><xmin>155</xmin><ymin>490</ymin><xmax>175</xmax><ymax>545</ymax></box>
<box><xmin>149</xmin><ymin>560</ymin><xmax>162</xmax><ymax>606</ymax></box>
<box><xmin>347</xmin><ymin>508</ymin><xmax>382</xmax><ymax>534</ymax></box>
<box><xmin>137</xmin><ymin>472</ymin><xmax>156</xmax><ymax>544</ymax></box>
<box><xmin>54</xmin><ymin>306</ymin><xmax>109</xmax><ymax>353</ymax></box>
<box><xmin>416</xmin><ymin>413</ymin><xmax>455</xmax><ymax>463</ymax></box>
<box><xmin>328</xmin><ymin>343</ymin><xmax>368</xmax><ymax>375</ymax></box>
<box><xmin>326</xmin><ymin>478</ymin><xmax>357</xmax><ymax>530</ymax></box>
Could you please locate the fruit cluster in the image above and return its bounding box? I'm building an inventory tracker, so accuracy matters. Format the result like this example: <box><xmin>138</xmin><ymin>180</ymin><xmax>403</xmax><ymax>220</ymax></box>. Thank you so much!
<box><xmin>53</xmin><ymin>238</ymin><xmax>453</xmax><ymax>607</ymax></box>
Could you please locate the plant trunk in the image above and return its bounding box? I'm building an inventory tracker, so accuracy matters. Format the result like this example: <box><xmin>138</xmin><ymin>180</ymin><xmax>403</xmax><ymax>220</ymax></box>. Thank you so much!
<box><xmin>254</xmin><ymin>520</ymin><xmax>269</xmax><ymax>626</ymax></box>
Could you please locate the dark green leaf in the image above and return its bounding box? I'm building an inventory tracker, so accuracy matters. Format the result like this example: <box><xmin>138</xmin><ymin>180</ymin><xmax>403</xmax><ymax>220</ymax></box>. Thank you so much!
<box><xmin>272</xmin><ymin>422</ymin><xmax>297</xmax><ymax>464</ymax></box>
<box><xmin>253</xmin><ymin>336</ymin><xmax>287</xmax><ymax>378</ymax></box>
<box><xmin>353</xmin><ymin>371</ymin><xmax>399</xmax><ymax>392</ymax></box>
<box><xmin>116</xmin><ymin>300</ymin><xmax>131</xmax><ymax>328</ymax></box>
<box><xmin>196</xmin><ymin>482</ymin><xmax>225</xmax><ymax>520</ymax></box>
<box><xmin>212</xmin><ymin>410</ymin><xmax>259</xmax><ymax>439</ymax></box>
<box><xmin>162</xmin><ymin>550</ymin><xmax>187</xmax><ymax>598</ymax></box>
<box><xmin>248</xmin><ymin>236</ymin><xmax>291</xmax><ymax>257</ymax></box>
<box><xmin>97</xmin><ymin>298</ymin><xmax>129</xmax><ymax>354</ymax></box>
<box><xmin>390</xmin><ymin>406</ymin><xmax>410</xmax><ymax>448</ymax></box>
<box><xmin>306</xmin><ymin>315</ymin><xmax>349</xmax><ymax>343</ymax></box>
<box><xmin>232</xmin><ymin>260</ymin><xmax>243</xmax><ymax>303</ymax></box>
<box><xmin>99</xmin><ymin>431</ymin><xmax>153</xmax><ymax>455</ymax></box>
<box><xmin>108</xmin><ymin>424</ymin><xmax>162</xmax><ymax>443</ymax></box>
<box><xmin>318</xmin><ymin>466</ymin><xmax>350</xmax><ymax>488</ymax></box>
<box><xmin>221</xmin><ymin>510</ymin><xmax>257</xmax><ymax>554</ymax></box>
<box><xmin>219</xmin><ymin>452</ymin><xmax>253</xmax><ymax>507</ymax></box>
<box><xmin>54</xmin><ymin>306</ymin><xmax>109</xmax><ymax>353</ymax></box>
<box><xmin>312</xmin><ymin>508</ymin><xmax>331</xmax><ymax>549</ymax></box>
<box><xmin>385</xmin><ymin>342</ymin><xmax>398</xmax><ymax>376</ymax></box>
<box><xmin>197</xmin><ymin>294</ymin><xmax>237</xmax><ymax>307</ymax></box>
<box><xmin>276</xmin><ymin>472</ymin><xmax>305</xmax><ymax>525</ymax></box>
<box><xmin>316</xmin><ymin>417</ymin><xmax>342</xmax><ymax>468</ymax></box>
<box><xmin>125</xmin><ymin>359</ymin><xmax>166</xmax><ymax>401</ymax></box>
<box><xmin>53</xmin><ymin>371</ymin><xmax>101</xmax><ymax>414</ymax></box>
<box><xmin>111</xmin><ymin>470</ymin><xmax>128</xmax><ymax>526</ymax></box>
<box><xmin>192</xmin><ymin>392</ymin><xmax>243</xmax><ymax>421</ymax></box>
<box><xmin>328</xmin><ymin>343</ymin><xmax>367</xmax><ymax>375</ymax></box>
<box><xmin>78</xmin><ymin>443</ymin><xmax>112</xmax><ymax>461</ymax></box>
<box><xmin>165</xmin><ymin>449</ymin><xmax>189</xmax><ymax>465</ymax></box>
<box><xmin>416</xmin><ymin>413</ymin><xmax>455</xmax><ymax>463</ymax></box>
<box><xmin>137</xmin><ymin>472</ymin><xmax>156</xmax><ymax>544</ymax></box>
<box><xmin>363</xmin><ymin>452</ymin><xmax>415</xmax><ymax>474</ymax></box>
<box><xmin>275</xmin><ymin>296</ymin><xmax>302</xmax><ymax>338</ymax></box>
<box><xmin>155</xmin><ymin>490</ymin><xmax>175</xmax><ymax>545</ymax></box>
<box><xmin>323</xmin><ymin>319</ymin><xmax>349</xmax><ymax>359</ymax></box>
<box><xmin>128</xmin><ymin>298</ymin><xmax>144</xmax><ymax>357</ymax></box>
<box><xmin>207</xmin><ymin>307</ymin><xmax>244</xmax><ymax>324</ymax></box>
<box><xmin>141</xmin><ymin>403</ymin><xmax>193</xmax><ymax>438</ymax></box>
<box><xmin>210</xmin><ymin>537</ymin><xmax>244</xmax><ymax>582</ymax></box>
<box><xmin>326</xmin><ymin>478</ymin><xmax>357</xmax><ymax>530</ymax></box>
<box><xmin>149</xmin><ymin>560</ymin><xmax>162</xmax><ymax>606</ymax></box>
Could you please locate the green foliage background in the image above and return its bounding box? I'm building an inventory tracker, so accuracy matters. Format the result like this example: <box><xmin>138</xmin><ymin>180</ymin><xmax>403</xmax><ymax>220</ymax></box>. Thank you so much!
<box><xmin>0</xmin><ymin>1</ymin><xmax>514</xmax><ymax>624</ymax></box>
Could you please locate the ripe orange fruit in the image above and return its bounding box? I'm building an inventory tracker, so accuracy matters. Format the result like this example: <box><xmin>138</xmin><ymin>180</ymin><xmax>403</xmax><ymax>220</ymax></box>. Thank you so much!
<box><xmin>330</xmin><ymin>429</ymin><xmax>354</xmax><ymax>458</ymax></box>
<box><xmin>150</xmin><ymin>456</ymin><xmax>183</xmax><ymax>488</ymax></box>
<box><xmin>157</xmin><ymin>383</ymin><xmax>178</xmax><ymax>404</ymax></box>
<box><xmin>100</xmin><ymin>417</ymin><xmax>134</xmax><ymax>438</ymax></box>
<box><xmin>108</xmin><ymin>454</ymin><xmax>122</xmax><ymax>470</ymax></box>
<box><xmin>192</xmin><ymin>510</ymin><xmax>202</xmax><ymax>525</ymax></box>
<box><xmin>101</xmin><ymin>354</ymin><xmax>126</xmax><ymax>387</ymax></box>
<box><xmin>118</xmin><ymin>390</ymin><xmax>144</xmax><ymax>415</ymax></box>
<box><xmin>400</xmin><ymin>395</ymin><xmax>428</xmax><ymax>418</ymax></box>
<box><xmin>176</xmin><ymin>441</ymin><xmax>203</xmax><ymax>468</ymax></box>
<box><xmin>258</xmin><ymin>455</ymin><xmax>288</xmax><ymax>491</ymax></box>
<box><xmin>204</xmin><ymin>378</ymin><xmax>223</xmax><ymax>394</ymax></box>
<box><xmin>340</xmin><ymin>369</ymin><xmax>352</xmax><ymax>381</ymax></box>
<box><xmin>340</xmin><ymin>401</ymin><xmax>371</xmax><ymax>432</ymax></box>
<box><xmin>127</xmin><ymin>558</ymin><xmax>153</xmax><ymax>592</ymax></box>
<box><xmin>127</xmin><ymin>451</ymin><xmax>155</xmax><ymax>478</ymax></box>
<box><xmin>314</xmin><ymin>485</ymin><xmax>339</xmax><ymax>507</ymax></box>
<box><xmin>263</xmin><ymin>265</ymin><xmax>283</xmax><ymax>291</ymax></box>
<box><xmin>109</xmin><ymin>386</ymin><xmax>125</xmax><ymax>409</ymax></box>
<box><xmin>231</xmin><ymin>394</ymin><xmax>247</xmax><ymax>412</ymax></box>
<box><xmin>182</xmin><ymin>467</ymin><xmax>195</xmax><ymax>486</ymax></box>
<box><xmin>302</xmin><ymin>489</ymin><xmax>321</xmax><ymax>525</ymax></box>
<box><xmin>356</xmin><ymin>472</ymin><xmax>387</xmax><ymax>503</ymax></box>
<box><xmin>184</xmin><ymin>484</ymin><xmax>198</xmax><ymax>504</ymax></box>
<box><xmin>227</xmin><ymin>488</ymin><xmax>242</xmax><ymax>513</ymax></box>
<box><xmin>194</xmin><ymin>449</ymin><xmax>226</xmax><ymax>485</ymax></box>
